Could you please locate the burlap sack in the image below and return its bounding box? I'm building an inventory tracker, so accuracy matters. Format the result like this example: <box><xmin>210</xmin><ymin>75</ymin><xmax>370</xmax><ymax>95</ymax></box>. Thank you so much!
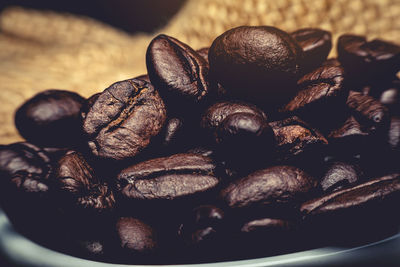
<box><xmin>0</xmin><ymin>0</ymin><xmax>399</xmax><ymax>144</ymax></box>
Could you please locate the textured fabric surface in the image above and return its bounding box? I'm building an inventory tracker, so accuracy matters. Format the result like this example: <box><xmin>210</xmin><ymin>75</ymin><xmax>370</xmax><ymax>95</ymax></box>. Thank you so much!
<box><xmin>1</xmin><ymin>0</ymin><xmax>399</xmax><ymax>144</ymax></box>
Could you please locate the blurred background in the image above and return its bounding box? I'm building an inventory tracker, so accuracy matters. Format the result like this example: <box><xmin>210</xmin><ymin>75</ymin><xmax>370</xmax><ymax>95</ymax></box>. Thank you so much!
<box><xmin>0</xmin><ymin>0</ymin><xmax>399</xmax><ymax>143</ymax></box>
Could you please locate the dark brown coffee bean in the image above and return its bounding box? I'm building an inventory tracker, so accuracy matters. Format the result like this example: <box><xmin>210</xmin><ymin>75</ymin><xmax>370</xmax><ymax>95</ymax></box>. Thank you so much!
<box><xmin>388</xmin><ymin>116</ymin><xmax>400</xmax><ymax>151</ymax></box>
<box><xmin>338</xmin><ymin>34</ymin><xmax>400</xmax><ymax>80</ymax></box>
<box><xmin>320</xmin><ymin>161</ymin><xmax>363</xmax><ymax>192</ymax></box>
<box><xmin>54</xmin><ymin>151</ymin><xmax>115</xmax><ymax>214</ymax></box>
<box><xmin>269</xmin><ymin>116</ymin><xmax>328</xmax><ymax>162</ymax></box>
<box><xmin>220</xmin><ymin>165</ymin><xmax>317</xmax><ymax>218</ymax></box>
<box><xmin>240</xmin><ymin>218</ymin><xmax>292</xmax><ymax>234</ymax></box>
<box><xmin>114</xmin><ymin>217</ymin><xmax>158</xmax><ymax>258</ymax></box>
<box><xmin>209</xmin><ymin>26</ymin><xmax>303</xmax><ymax>108</ymax></box>
<box><xmin>83</xmin><ymin>78</ymin><xmax>166</xmax><ymax>161</ymax></box>
<box><xmin>302</xmin><ymin>173</ymin><xmax>400</xmax><ymax>218</ymax></box>
<box><xmin>117</xmin><ymin>153</ymin><xmax>219</xmax><ymax>202</ymax></box>
<box><xmin>369</xmin><ymin>78</ymin><xmax>400</xmax><ymax>115</ymax></box>
<box><xmin>215</xmin><ymin>112</ymin><xmax>275</xmax><ymax>170</ymax></box>
<box><xmin>15</xmin><ymin>90</ymin><xmax>85</xmax><ymax>147</ymax></box>
<box><xmin>283</xmin><ymin>65</ymin><xmax>347</xmax><ymax>129</ymax></box>
<box><xmin>347</xmin><ymin>90</ymin><xmax>389</xmax><ymax>131</ymax></box>
<box><xmin>201</xmin><ymin>101</ymin><xmax>267</xmax><ymax>134</ymax></box>
<box><xmin>146</xmin><ymin>34</ymin><xmax>211</xmax><ymax>111</ymax></box>
<box><xmin>291</xmin><ymin>28</ymin><xmax>332</xmax><ymax>73</ymax></box>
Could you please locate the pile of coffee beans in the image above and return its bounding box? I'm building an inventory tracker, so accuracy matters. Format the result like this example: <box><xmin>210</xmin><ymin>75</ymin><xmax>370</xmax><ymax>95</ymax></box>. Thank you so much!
<box><xmin>1</xmin><ymin>25</ymin><xmax>399</xmax><ymax>264</ymax></box>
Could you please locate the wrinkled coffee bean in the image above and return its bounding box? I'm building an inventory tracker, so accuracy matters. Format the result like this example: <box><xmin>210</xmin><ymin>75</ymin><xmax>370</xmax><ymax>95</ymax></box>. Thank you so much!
<box><xmin>320</xmin><ymin>161</ymin><xmax>363</xmax><ymax>192</ymax></box>
<box><xmin>269</xmin><ymin>116</ymin><xmax>328</xmax><ymax>163</ymax></box>
<box><xmin>117</xmin><ymin>153</ymin><xmax>219</xmax><ymax>202</ymax></box>
<box><xmin>83</xmin><ymin>78</ymin><xmax>166</xmax><ymax>161</ymax></box>
<box><xmin>15</xmin><ymin>90</ymin><xmax>85</xmax><ymax>147</ymax></box>
<box><xmin>338</xmin><ymin>34</ymin><xmax>400</xmax><ymax>81</ymax></box>
<box><xmin>146</xmin><ymin>34</ymin><xmax>211</xmax><ymax>112</ymax></box>
<box><xmin>220</xmin><ymin>165</ymin><xmax>317</xmax><ymax>219</ymax></box>
<box><xmin>54</xmin><ymin>151</ymin><xmax>115</xmax><ymax>214</ymax></box>
<box><xmin>283</xmin><ymin>65</ymin><xmax>347</xmax><ymax>129</ymax></box>
<box><xmin>209</xmin><ymin>26</ymin><xmax>303</xmax><ymax>108</ymax></box>
<box><xmin>291</xmin><ymin>28</ymin><xmax>332</xmax><ymax>73</ymax></box>
<box><xmin>215</xmin><ymin>112</ymin><xmax>275</xmax><ymax>170</ymax></box>
<box><xmin>347</xmin><ymin>90</ymin><xmax>389</xmax><ymax>131</ymax></box>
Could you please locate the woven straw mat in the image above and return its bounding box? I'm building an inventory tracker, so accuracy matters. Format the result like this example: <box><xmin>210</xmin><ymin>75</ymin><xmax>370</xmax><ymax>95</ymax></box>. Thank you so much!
<box><xmin>0</xmin><ymin>0</ymin><xmax>399</xmax><ymax>144</ymax></box>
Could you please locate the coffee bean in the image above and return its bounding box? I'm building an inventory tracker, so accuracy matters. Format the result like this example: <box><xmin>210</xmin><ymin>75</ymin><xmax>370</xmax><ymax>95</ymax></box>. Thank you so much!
<box><xmin>269</xmin><ymin>116</ymin><xmax>328</xmax><ymax>163</ymax></box>
<box><xmin>15</xmin><ymin>90</ymin><xmax>85</xmax><ymax>147</ymax></box>
<box><xmin>209</xmin><ymin>26</ymin><xmax>303</xmax><ymax>108</ymax></box>
<box><xmin>347</xmin><ymin>90</ymin><xmax>389</xmax><ymax>131</ymax></box>
<box><xmin>283</xmin><ymin>65</ymin><xmax>347</xmax><ymax>129</ymax></box>
<box><xmin>117</xmin><ymin>153</ymin><xmax>219</xmax><ymax>202</ymax></box>
<box><xmin>291</xmin><ymin>28</ymin><xmax>332</xmax><ymax>73</ymax></box>
<box><xmin>83</xmin><ymin>78</ymin><xmax>167</xmax><ymax>161</ymax></box>
<box><xmin>215</xmin><ymin>112</ymin><xmax>275</xmax><ymax>170</ymax></box>
<box><xmin>146</xmin><ymin>35</ymin><xmax>211</xmax><ymax>112</ymax></box>
<box><xmin>388</xmin><ymin>116</ymin><xmax>400</xmax><ymax>151</ymax></box>
<box><xmin>338</xmin><ymin>34</ymin><xmax>400</xmax><ymax>81</ymax></box>
<box><xmin>220</xmin><ymin>165</ymin><xmax>317</xmax><ymax>219</ymax></box>
<box><xmin>320</xmin><ymin>161</ymin><xmax>363</xmax><ymax>192</ymax></box>
<box><xmin>54</xmin><ymin>151</ymin><xmax>115</xmax><ymax>214</ymax></box>
<box><xmin>201</xmin><ymin>101</ymin><xmax>267</xmax><ymax>134</ymax></box>
<box><xmin>113</xmin><ymin>217</ymin><xmax>158</xmax><ymax>261</ymax></box>
<box><xmin>81</xmin><ymin>93</ymin><xmax>100</xmax><ymax>120</ymax></box>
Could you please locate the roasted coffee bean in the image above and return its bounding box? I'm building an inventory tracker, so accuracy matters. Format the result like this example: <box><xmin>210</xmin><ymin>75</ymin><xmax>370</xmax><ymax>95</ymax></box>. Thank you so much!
<box><xmin>196</xmin><ymin>47</ymin><xmax>209</xmax><ymax>63</ymax></box>
<box><xmin>15</xmin><ymin>90</ymin><xmax>85</xmax><ymax>147</ymax></box>
<box><xmin>269</xmin><ymin>116</ymin><xmax>328</xmax><ymax>163</ymax></box>
<box><xmin>337</xmin><ymin>34</ymin><xmax>400</xmax><ymax>81</ymax></box>
<box><xmin>240</xmin><ymin>218</ymin><xmax>292</xmax><ymax>234</ymax></box>
<box><xmin>215</xmin><ymin>112</ymin><xmax>275</xmax><ymax>170</ymax></box>
<box><xmin>209</xmin><ymin>26</ymin><xmax>303</xmax><ymax>108</ymax></box>
<box><xmin>0</xmin><ymin>142</ymin><xmax>51</xmax><ymax>180</ymax></box>
<box><xmin>347</xmin><ymin>90</ymin><xmax>389</xmax><ymax>131</ymax></box>
<box><xmin>283</xmin><ymin>65</ymin><xmax>347</xmax><ymax>129</ymax></box>
<box><xmin>320</xmin><ymin>161</ymin><xmax>363</xmax><ymax>192</ymax></box>
<box><xmin>83</xmin><ymin>78</ymin><xmax>166</xmax><ymax>161</ymax></box>
<box><xmin>160</xmin><ymin>117</ymin><xmax>184</xmax><ymax>147</ymax></box>
<box><xmin>54</xmin><ymin>151</ymin><xmax>115</xmax><ymax>214</ymax></box>
<box><xmin>117</xmin><ymin>153</ymin><xmax>219</xmax><ymax>202</ymax></box>
<box><xmin>220</xmin><ymin>166</ymin><xmax>317</xmax><ymax>219</ymax></box>
<box><xmin>201</xmin><ymin>101</ymin><xmax>267</xmax><ymax>134</ymax></box>
<box><xmin>370</xmin><ymin>78</ymin><xmax>400</xmax><ymax>115</ymax></box>
<box><xmin>113</xmin><ymin>217</ymin><xmax>158</xmax><ymax>261</ymax></box>
<box><xmin>291</xmin><ymin>28</ymin><xmax>332</xmax><ymax>73</ymax></box>
<box><xmin>146</xmin><ymin>35</ymin><xmax>211</xmax><ymax>111</ymax></box>
<box><xmin>302</xmin><ymin>173</ymin><xmax>400</xmax><ymax>221</ymax></box>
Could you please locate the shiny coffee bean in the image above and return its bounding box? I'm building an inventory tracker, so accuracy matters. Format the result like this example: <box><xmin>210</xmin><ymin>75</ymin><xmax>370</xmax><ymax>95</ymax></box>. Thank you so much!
<box><xmin>83</xmin><ymin>78</ymin><xmax>167</xmax><ymax>161</ymax></box>
<box><xmin>215</xmin><ymin>112</ymin><xmax>275</xmax><ymax>170</ymax></box>
<box><xmin>220</xmin><ymin>165</ymin><xmax>317</xmax><ymax>219</ymax></box>
<box><xmin>201</xmin><ymin>101</ymin><xmax>267</xmax><ymax>134</ymax></box>
<box><xmin>15</xmin><ymin>90</ymin><xmax>85</xmax><ymax>147</ymax></box>
<box><xmin>338</xmin><ymin>34</ymin><xmax>400</xmax><ymax>81</ymax></box>
<box><xmin>146</xmin><ymin>34</ymin><xmax>211</xmax><ymax>112</ymax></box>
<box><xmin>269</xmin><ymin>116</ymin><xmax>328</xmax><ymax>163</ymax></box>
<box><xmin>117</xmin><ymin>153</ymin><xmax>219</xmax><ymax>202</ymax></box>
<box><xmin>320</xmin><ymin>161</ymin><xmax>363</xmax><ymax>192</ymax></box>
<box><xmin>291</xmin><ymin>28</ymin><xmax>332</xmax><ymax>73</ymax></box>
<box><xmin>54</xmin><ymin>151</ymin><xmax>115</xmax><ymax>214</ymax></box>
<box><xmin>283</xmin><ymin>65</ymin><xmax>347</xmax><ymax>129</ymax></box>
<box><xmin>209</xmin><ymin>26</ymin><xmax>303</xmax><ymax>108</ymax></box>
